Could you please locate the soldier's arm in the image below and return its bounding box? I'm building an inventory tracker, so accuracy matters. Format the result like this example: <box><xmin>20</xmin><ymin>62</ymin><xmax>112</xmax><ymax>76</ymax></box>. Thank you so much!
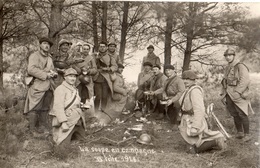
<box><xmin>153</xmin><ymin>75</ymin><xmax>167</xmax><ymax>94</ymax></box>
<box><xmin>88</xmin><ymin>57</ymin><xmax>97</xmax><ymax>75</ymax></box>
<box><xmin>235</xmin><ymin>64</ymin><xmax>250</xmax><ymax>94</ymax></box>
<box><xmin>190</xmin><ymin>88</ymin><xmax>205</xmax><ymax>130</ymax></box>
<box><xmin>28</xmin><ymin>53</ymin><xmax>48</xmax><ymax>80</ymax></box>
<box><xmin>170</xmin><ymin>79</ymin><xmax>185</xmax><ymax>103</ymax></box>
<box><xmin>113</xmin><ymin>77</ymin><xmax>125</xmax><ymax>94</ymax></box>
<box><xmin>109</xmin><ymin>56</ymin><xmax>118</xmax><ymax>72</ymax></box>
<box><xmin>52</xmin><ymin>87</ymin><xmax>67</xmax><ymax>123</ymax></box>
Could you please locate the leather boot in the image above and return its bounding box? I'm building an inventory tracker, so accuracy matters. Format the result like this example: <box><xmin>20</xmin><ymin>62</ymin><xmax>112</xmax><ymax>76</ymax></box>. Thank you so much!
<box><xmin>38</xmin><ymin>111</ymin><xmax>50</xmax><ymax>134</ymax></box>
<box><xmin>28</xmin><ymin>111</ymin><xmax>37</xmax><ymax>132</ymax></box>
<box><xmin>195</xmin><ymin>140</ymin><xmax>217</xmax><ymax>153</ymax></box>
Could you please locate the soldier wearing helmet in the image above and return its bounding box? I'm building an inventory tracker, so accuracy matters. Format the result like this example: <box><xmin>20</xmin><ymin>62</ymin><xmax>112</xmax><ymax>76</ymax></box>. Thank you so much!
<box><xmin>178</xmin><ymin>70</ymin><xmax>227</xmax><ymax>153</ymax></box>
<box><xmin>221</xmin><ymin>49</ymin><xmax>254</xmax><ymax>142</ymax></box>
<box><xmin>108</xmin><ymin>41</ymin><xmax>122</xmax><ymax>64</ymax></box>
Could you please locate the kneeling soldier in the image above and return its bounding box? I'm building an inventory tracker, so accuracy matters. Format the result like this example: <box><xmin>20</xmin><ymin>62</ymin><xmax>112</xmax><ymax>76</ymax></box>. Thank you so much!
<box><xmin>179</xmin><ymin>70</ymin><xmax>227</xmax><ymax>153</ymax></box>
<box><xmin>50</xmin><ymin>68</ymin><xmax>86</xmax><ymax>145</ymax></box>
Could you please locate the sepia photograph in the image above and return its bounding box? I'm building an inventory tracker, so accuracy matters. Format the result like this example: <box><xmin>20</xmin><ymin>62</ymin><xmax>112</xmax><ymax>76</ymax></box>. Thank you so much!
<box><xmin>0</xmin><ymin>0</ymin><xmax>259</xmax><ymax>167</ymax></box>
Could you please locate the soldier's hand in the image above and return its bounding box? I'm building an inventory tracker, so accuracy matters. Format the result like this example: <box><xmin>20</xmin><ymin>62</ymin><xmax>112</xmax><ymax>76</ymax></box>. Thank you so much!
<box><xmin>61</xmin><ymin>122</ymin><xmax>69</xmax><ymax>132</ymax></box>
<box><xmin>123</xmin><ymin>90</ymin><xmax>128</xmax><ymax>96</ymax></box>
<box><xmin>167</xmin><ymin>99</ymin><xmax>173</xmax><ymax>106</ymax></box>
<box><xmin>46</xmin><ymin>72</ymin><xmax>53</xmax><ymax>79</ymax></box>
<box><xmin>190</xmin><ymin>127</ymin><xmax>199</xmax><ymax>136</ymax></box>
<box><xmin>102</xmin><ymin>67</ymin><xmax>110</xmax><ymax>71</ymax></box>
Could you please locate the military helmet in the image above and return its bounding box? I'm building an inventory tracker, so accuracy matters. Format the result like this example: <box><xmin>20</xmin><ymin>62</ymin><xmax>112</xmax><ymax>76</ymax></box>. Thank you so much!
<box><xmin>59</xmin><ymin>39</ymin><xmax>72</xmax><ymax>47</ymax></box>
<box><xmin>137</xmin><ymin>133</ymin><xmax>152</xmax><ymax>145</ymax></box>
<box><xmin>224</xmin><ymin>49</ymin><xmax>235</xmax><ymax>56</ymax></box>
<box><xmin>108</xmin><ymin>41</ymin><xmax>117</xmax><ymax>47</ymax></box>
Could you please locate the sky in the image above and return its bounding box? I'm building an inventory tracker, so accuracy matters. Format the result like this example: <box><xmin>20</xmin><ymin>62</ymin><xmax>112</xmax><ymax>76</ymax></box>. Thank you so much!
<box><xmin>122</xmin><ymin>2</ymin><xmax>260</xmax><ymax>83</ymax></box>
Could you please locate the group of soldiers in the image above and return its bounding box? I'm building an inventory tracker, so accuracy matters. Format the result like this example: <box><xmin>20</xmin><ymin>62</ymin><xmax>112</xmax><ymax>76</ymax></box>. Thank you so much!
<box><xmin>23</xmin><ymin>37</ymin><xmax>254</xmax><ymax>153</ymax></box>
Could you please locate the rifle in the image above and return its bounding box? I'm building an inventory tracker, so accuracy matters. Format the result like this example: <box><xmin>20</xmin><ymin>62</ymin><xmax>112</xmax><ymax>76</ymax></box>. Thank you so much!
<box><xmin>206</xmin><ymin>103</ymin><xmax>232</xmax><ymax>139</ymax></box>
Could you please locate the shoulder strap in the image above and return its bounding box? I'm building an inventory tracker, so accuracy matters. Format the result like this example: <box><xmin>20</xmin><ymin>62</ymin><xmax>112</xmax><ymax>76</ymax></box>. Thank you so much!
<box><xmin>64</xmin><ymin>91</ymin><xmax>78</xmax><ymax>111</ymax></box>
<box><xmin>165</xmin><ymin>76</ymin><xmax>176</xmax><ymax>91</ymax></box>
<box><xmin>180</xmin><ymin>84</ymin><xmax>200</xmax><ymax>109</ymax></box>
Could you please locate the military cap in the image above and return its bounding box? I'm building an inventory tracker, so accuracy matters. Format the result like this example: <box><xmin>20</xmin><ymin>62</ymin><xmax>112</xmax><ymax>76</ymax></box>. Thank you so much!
<box><xmin>64</xmin><ymin>68</ymin><xmax>78</xmax><ymax>76</ymax></box>
<box><xmin>58</xmin><ymin>39</ymin><xmax>72</xmax><ymax>47</ymax></box>
<box><xmin>118</xmin><ymin>63</ymin><xmax>124</xmax><ymax>69</ymax></box>
<box><xmin>153</xmin><ymin>64</ymin><xmax>161</xmax><ymax>70</ymax></box>
<box><xmin>182</xmin><ymin>70</ymin><xmax>198</xmax><ymax>80</ymax></box>
<box><xmin>224</xmin><ymin>49</ymin><xmax>235</xmax><ymax>56</ymax></box>
<box><xmin>108</xmin><ymin>41</ymin><xmax>117</xmax><ymax>47</ymax></box>
<box><xmin>143</xmin><ymin>62</ymin><xmax>153</xmax><ymax>67</ymax></box>
<box><xmin>99</xmin><ymin>41</ymin><xmax>108</xmax><ymax>46</ymax></box>
<box><xmin>39</xmin><ymin>37</ymin><xmax>53</xmax><ymax>47</ymax></box>
<box><xmin>147</xmin><ymin>45</ymin><xmax>154</xmax><ymax>49</ymax></box>
<box><xmin>164</xmin><ymin>64</ymin><xmax>175</xmax><ymax>70</ymax></box>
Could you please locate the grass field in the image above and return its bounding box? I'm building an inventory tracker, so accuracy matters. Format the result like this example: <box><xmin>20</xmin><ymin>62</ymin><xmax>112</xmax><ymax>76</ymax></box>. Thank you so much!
<box><xmin>0</xmin><ymin>73</ymin><xmax>259</xmax><ymax>168</ymax></box>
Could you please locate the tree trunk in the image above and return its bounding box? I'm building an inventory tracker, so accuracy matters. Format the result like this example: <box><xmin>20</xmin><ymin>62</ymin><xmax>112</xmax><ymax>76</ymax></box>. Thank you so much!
<box><xmin>0</xmin><ymin>1</ymin><xmax>3</xmax><ymax>92</ymax></box>
<box><xmin>164</xmin><ymin>4</ymin><xmax>173</xmax><ymax>67</ymax></box>
<box><xmin>119</xmin><ymin>2</ymin><xmax>129</xmax><ymax>63</ymax></box>
<box><xmin>49</xmin><ymin>0</ymin><xmax>65</xmax><ymax>55</ymax></box>
<box><xmin>183</xmin><ymin>2</ymin><xmax>196</xmax><ymax>72</ymax></box>
<box><xmin>92</xmin><ymin>1</ymin><xmax>98</xmax><ymax>52</ymax></box>
<box><xmin>101</xmin><ymin>1</ymin><xmax>107</xmax><ymax>42</ymax></box>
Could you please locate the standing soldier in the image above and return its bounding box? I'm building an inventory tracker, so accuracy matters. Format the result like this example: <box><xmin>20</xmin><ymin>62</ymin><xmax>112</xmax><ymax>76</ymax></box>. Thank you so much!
<box><xmin>93</xmin><ymin>41</ymin><xmax>118</xmax><ymax>111</ymax></box>
<box><xmin>147</xmin><ymin>65</ymin><xmax>167</xmax><ymax>119</ymax></box>
<box><xmin>24</xmin><ymin>37</ymin><xmax>56</xmax><ymax>136</ymax></box>
<box><xmin>108</xmin><ymin>41</ymin><xmax>122</xmax><ymax>64</ymax></box>
<box><xmin>141</xmin><ymin>45</ymin><xmax>161</xmax><ymax>71</ymax></box>
<box><xmin>53</xmin><ymin>39</ymin><xmax>73</xmax><ymax>86</ymax></box>
<box><xmin>135</xmin><ymin>62</ymin><xmax>153</xmax><ymax>111</ymax></box>
<box><xmin>179</xmin><ymin>70</ymin><xmax>227</xmax><ymax>153</ymax></box>
<box><xmin>221</xmin><ymin>49</ymin><xmax>254</xmax><ymax>142</ymax></box>
<box><xmin>71</xmin><ymin>43</ymin><xmax>97</xmax><ymax>104</ymax></box>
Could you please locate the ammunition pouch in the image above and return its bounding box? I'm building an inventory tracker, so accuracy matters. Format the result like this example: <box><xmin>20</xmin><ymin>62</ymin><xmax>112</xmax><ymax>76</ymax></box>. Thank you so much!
<box><xmin>181</xmin><ymin>109</ymin><xmax>194</xmax><ymax>116</ymax></box>
<box><xmin>226</xmin><ymin>78</ymin><xmax>238</xmax><ymax>86</ymax></box>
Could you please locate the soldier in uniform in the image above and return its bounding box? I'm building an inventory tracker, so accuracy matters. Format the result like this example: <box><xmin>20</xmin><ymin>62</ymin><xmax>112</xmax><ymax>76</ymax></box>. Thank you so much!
<box><xmin>221</xmin><ymin>49</ymin><xmax>254</xmax><ymax>142</ymax></box>
<box><xmin>179</xmin><ymin>70</ymin><xmax>227</xmax><ymax>153</ymax></box>
<box><xmin>135</xmin><ymin>62</ymin><xmax>153</xmax><ymax>111</ymax></box>
<box><xmin>146</xmin><ymin>65</ymin><xmax>167</xmax><ymax>119</ymax></box>
<box><xmin>107</xmin><ymin>41</ymin><xmax>122</xmax><ymax>64</ymax></box>
<box><xmin>141</xmin><ymin>45</ymin><xmax>161</xmax><ymax>71</ymax></box>
<box><xmin>24</xmin><ymin>37</ymin><xmax>56</xmax><ymax>136</ymax></box>
<box><xmin>50</xmin><ymin>68</ymin><xmax>86</xmax><ymax>145</ymax></box>
<box><xmin>71</xmin><ymin>43</ymin><xmax>97</xmax><ymax>104</ymax></box>
<box><xmin>53</xmin><ymin>39</ymin><xmax>73</xmax><ymax>86</ymax></box>
<box><xmin>152</xmin><ymin>65</ymin><xmax>185</xmax><ymax>123</ymax></box>
<box><xmin>93</xmin><ymin>41</ymin><xmax>118</xmax><ymax>111</ymax></box>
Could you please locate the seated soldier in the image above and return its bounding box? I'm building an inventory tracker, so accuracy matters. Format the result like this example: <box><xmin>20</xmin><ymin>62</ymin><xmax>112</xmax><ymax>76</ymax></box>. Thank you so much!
<box><xmin>153</xmin><ymin>65</ymin><xmax>185</xmax><ymax>124</ymax></box>
<box><xmin>147</xmin><ymin>65</ymin><xmax>167</xmax><ymax>119</ymax></box>
<box><xmin>94</xmin><ymin>64</ymin><xmax>129</xmax><ymax>126</ymax></box>
<box><xmin>135</xmin><ymin>62</ymin><xmax>153</xmax><ymax>111</ymax></box>
<box><xmin>50</xmin><ymin>68</ymin><xmax>86</xmax><ymax>146</ymax></box>
<box><xmin>179</xmin><ymin>70</ymin><xmax>227</xmax><ymax>153</ymax></box>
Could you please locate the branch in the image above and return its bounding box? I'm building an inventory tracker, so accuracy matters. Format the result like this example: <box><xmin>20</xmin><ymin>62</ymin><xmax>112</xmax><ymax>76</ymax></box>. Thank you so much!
<box><xmin>52</xmin><ymin>19</ymin><xmax>75</xmax><ymax>37</ymax></box>
<box><xmin>200</xmin><ymin>2</ymin><xmax>218</xmax><ymax>14</ymax></box>
<box><xmin>63</xmin><ymin>1</ymin><xmax>85</xmax><ymax>8</ymax></box>
<box><xmin>31</xmin><ymin>1</ymin><xmax>50</xmax><ymax>30</ymax></box>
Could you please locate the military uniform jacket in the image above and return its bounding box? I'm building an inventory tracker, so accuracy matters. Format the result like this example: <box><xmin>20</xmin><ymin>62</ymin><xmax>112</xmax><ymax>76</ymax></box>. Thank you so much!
<box><xmin>141</xmin><ymin>52</ymin><xmax>161</xmax><ymax>71</ymax></box>
<box><xmin>222</xmin><ymin>59</ymin><xmax>254</xmax><ymax>115</ymax></box>
<box><xmin>24</xmin><ymin>50</ymin><xmax>55</xmax><ymax>113</ymax></box>
<box><xmin>137</xmin><ymin>71</ymin><xmax>153</xmax><ymax>90</ymax></box>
